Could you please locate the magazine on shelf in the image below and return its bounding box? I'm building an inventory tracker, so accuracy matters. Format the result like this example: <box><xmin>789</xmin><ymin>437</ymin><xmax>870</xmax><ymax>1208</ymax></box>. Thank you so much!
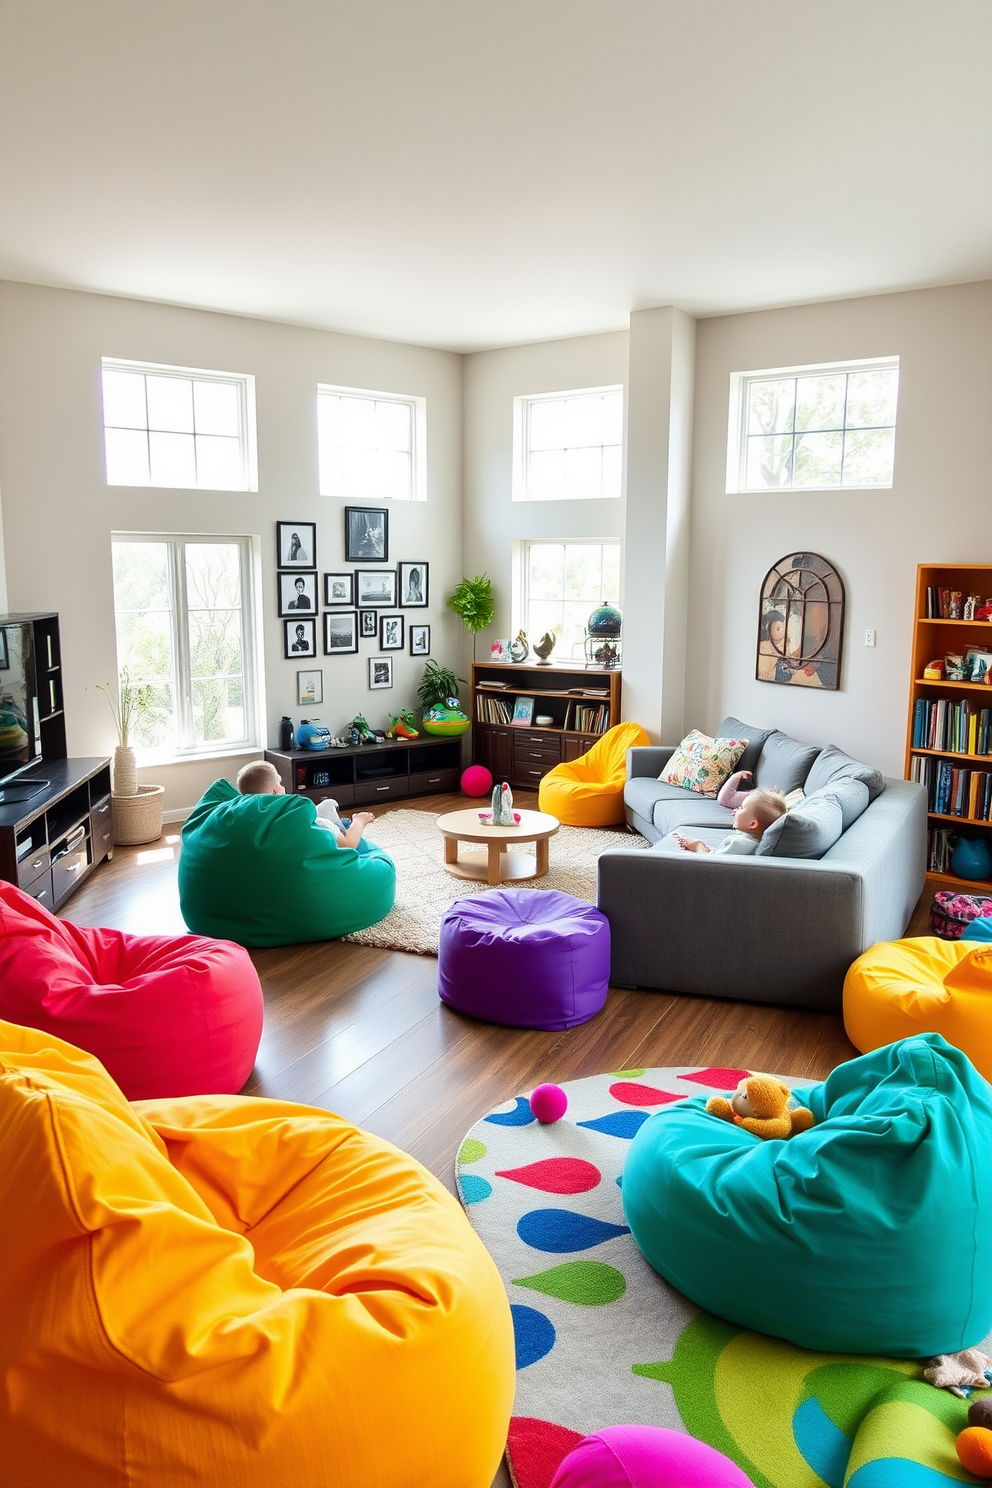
<box><xmin>511</xmin><ymin>696</ymin><xmax>535</xmax><ymax>726</ymax></box>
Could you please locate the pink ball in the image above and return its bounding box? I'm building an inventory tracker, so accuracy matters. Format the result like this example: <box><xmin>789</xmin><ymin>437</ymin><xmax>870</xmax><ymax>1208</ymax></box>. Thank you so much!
<box><xmin>550</xmin><ymin>1426</ymin><xmax>754</xmax><ymax>1488</ymax></box>
<box><xmin>461</xmin><ymin>764</ymin><xmax>493</xmax><ymax>797</ymax></box>
<box><xmin>529</xmin><ymin>1083</ymin><xmax>568</xmax><ymax>1123</ymax></box>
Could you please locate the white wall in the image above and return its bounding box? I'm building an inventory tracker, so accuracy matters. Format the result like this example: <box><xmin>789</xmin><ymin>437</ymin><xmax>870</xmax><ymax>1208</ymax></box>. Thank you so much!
<box><xmin>462</xmin><ymin>330</ymin><xmax>628</xmax><ymax>659</ymax></box>
<box><xmin>0</xmin><ymin>282</ymin><xmax>463</xmax><ymax>813</ymax></box>
<box><xmin>686</xmin><ymin>279</ymin><xmax>992</xmax><ymax>776</ymax></box>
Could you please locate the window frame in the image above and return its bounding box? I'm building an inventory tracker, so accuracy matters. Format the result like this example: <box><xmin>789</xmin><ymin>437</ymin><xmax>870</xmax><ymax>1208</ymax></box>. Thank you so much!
<box><xmin>517</xmin><ymin>539</ymin><xmax>623</xmax><ymax>661</ymax></box>
<box><xmin>101</xmin><ymin>357</ymin><xmax>258</xmax><ymax>492</ymax></box>
<box><xmin>316</xmin><ymin>382</ymin><xmax>427</xmax><ymax>502</ymax></box>
<box><xmin>111</xmin><ymin>532</ymin><xmax>262</xmax><ymax>764</ymax></box>
<box><xmin>512</xmin><ymin>384</ymin><xmax>625</xmax><ymax>503</ymax></box>
<box><xmin>727</xmin><ymin>356</ymin><xmax>899</xmax><ymax>494</ymax></box>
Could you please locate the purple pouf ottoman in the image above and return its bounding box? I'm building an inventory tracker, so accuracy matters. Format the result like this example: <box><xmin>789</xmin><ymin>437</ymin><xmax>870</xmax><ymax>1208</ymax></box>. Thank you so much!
<box><xmin>438</xmin><ymin>888</ymin><xmax>610</xmax><ymax>1030</ymax></box>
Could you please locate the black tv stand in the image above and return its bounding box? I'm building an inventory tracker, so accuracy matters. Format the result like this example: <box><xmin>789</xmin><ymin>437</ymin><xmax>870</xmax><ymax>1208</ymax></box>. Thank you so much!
<box><xmin>0</xmin><ymin>777</ymin><xmax>50</xmax><ymax>805</ymax></box>
<box><xmin>0</xmin><ymin>758</ymin><xmax>112</xmax><ymax>912</ymax></box>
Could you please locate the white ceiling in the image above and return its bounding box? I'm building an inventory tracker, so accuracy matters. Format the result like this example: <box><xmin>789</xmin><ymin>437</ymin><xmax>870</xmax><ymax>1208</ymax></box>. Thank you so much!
<box><xmin>2</xmin><ymin>0</ymin><xmax>990</xmax><ymax>351</ymax></box>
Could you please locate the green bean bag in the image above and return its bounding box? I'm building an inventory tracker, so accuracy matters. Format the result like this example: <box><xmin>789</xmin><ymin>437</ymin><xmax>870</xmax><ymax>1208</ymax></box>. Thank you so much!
<box><xmin>622</xmin><ymin>1034</ymin><xmax>992</xmax><ymax>1357</ymax></box>
<box><xmin>179</xmin><ymin>780</ymin><xmax>395</xmax><ymax>947</ymax></box>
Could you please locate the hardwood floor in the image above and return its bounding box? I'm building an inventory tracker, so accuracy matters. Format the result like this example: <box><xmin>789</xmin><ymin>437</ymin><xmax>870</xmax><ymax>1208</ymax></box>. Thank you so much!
<box><xmin>60</xmin><ymin>789</ymin><xmax>941</xmax><ymax>1488</ymax></box>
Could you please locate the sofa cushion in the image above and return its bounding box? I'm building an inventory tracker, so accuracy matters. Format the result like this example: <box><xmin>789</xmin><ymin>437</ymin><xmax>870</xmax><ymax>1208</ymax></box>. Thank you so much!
<box><xmin>753</xmin><ymin>731</ymin><xmax>820</xmax><ymax>794</ymax></box>
<box><xmin>715</xmin><ymin>718</ymin><xmax>774</xmax><ymax>778</ymax></box>
<box><xmin>624</xmin><ymin>777</ymin><xmax>694</xmax><ymax>824</ymax></box>
<box><xmin>661</xmin><ymin>730</ymin><xmax>747</xmax><ymax>797</ymax></box>
<box><xmin>653</xmin><ymin>797</ymin><xmax>735</xmax><ymax>835</ymax></box>
<box><xmin>806</xmin><ymin>743</ymin><xmax>885</xmax><ymax>801</ymax></box>
<box><xmin>757</xmin><ymin>790</ymin><xmax>846</xmax><ymax>859</ymax></box>
<box><xmin>821</xmin><ymin>776</ymin><xmax>871</xmax><ymax>831</ymax></box>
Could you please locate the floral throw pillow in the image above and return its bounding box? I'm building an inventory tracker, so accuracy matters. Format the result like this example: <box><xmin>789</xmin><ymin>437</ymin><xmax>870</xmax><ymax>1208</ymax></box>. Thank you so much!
<box><xmin>661</xmin><ymin>730</ymin><xmax>748</xmax><ymax>797</ymax></box>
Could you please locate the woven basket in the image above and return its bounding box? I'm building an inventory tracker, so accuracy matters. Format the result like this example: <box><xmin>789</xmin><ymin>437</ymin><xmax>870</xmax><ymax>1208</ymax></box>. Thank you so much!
<box><xmin>112</xmin><ymin>784</ymin><xmax>165</xmax><ymax>846</ymax></box>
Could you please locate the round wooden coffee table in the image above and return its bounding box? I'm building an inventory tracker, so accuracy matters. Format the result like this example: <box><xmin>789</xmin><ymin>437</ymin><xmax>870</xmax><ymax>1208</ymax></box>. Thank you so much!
<box><xmin>436</xmin><ymin>808</ymin><xmax>560</xmax><ymax>886</ymax></box>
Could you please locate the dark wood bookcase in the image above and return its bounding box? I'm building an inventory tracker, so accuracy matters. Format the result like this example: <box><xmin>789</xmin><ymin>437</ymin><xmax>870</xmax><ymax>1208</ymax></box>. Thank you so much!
<box><xmin>471</xmin><ymin>661</ymin><xmax>623</xmax><ymax>788</ymax></box>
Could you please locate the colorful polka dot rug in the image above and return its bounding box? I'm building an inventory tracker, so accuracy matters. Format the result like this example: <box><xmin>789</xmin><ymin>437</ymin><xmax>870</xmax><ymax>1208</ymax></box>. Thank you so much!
<box><xmin>456</xmin><ymin>1064</ymin><xmax>988</xmax><ymax>1488</ymax></box>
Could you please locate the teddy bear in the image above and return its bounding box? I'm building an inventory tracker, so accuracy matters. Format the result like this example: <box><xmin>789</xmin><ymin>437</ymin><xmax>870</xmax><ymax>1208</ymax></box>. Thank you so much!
<box><xmin>705</xmin><ymin>1074</ymin><xmax>815</xmax><ymax>1140</ymax></box>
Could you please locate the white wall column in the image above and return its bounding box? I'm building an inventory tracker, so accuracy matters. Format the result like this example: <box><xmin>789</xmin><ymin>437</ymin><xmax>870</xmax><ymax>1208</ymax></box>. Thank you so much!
<box><xmin>621</xmin><ymin>306</ymin><xmax>696</xmax><ymax>742</ymax></box>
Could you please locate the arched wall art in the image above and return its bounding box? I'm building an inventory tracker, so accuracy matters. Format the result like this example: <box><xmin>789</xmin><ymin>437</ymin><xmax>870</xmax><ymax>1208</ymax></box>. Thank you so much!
<box><xmin>756</xmin><ymin>552</ymin><xmax>845</xmax><ymax>690</ymax></box>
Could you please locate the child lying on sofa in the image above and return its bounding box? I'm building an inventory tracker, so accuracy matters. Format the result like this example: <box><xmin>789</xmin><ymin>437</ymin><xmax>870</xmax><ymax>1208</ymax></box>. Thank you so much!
<box><xmin>675</xmin><ymin>787</ymin><xmax>787</xmax><ymax>856</ymax></box>
<box><xmin>236</xmin><ymin>761</ymin><xmax>375</xmax><ymax>854</ymax></box>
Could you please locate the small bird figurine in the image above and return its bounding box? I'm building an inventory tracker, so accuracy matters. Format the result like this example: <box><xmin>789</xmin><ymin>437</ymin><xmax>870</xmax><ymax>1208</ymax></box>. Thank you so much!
<box><xmin>533</xmin><ymin>631</ymin><xmax>556</xmax><ymax>664</ymax></box>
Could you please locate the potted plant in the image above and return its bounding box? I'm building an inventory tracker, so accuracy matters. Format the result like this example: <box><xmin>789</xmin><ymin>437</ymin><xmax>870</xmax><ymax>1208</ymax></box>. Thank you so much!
<box><xmin>96</xmin><ymin>669</ymin><xmax>165</xmax><ymax>844</ymax></box>
<box><xmin>446</xmin><ymin>575</ymin><xmax>495</xmax><ymax>661</ymax></box>
<box><xmin>416</xmin><ymin>660</ymin><xmax>470</xmax><ymax>737</ymax></box>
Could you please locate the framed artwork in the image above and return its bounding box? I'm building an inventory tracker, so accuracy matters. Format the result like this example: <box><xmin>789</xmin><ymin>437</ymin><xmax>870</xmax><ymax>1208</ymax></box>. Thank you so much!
<box><xmin>278</xmin><ymin>570</ymin><xmax>318</xmax><ymax>617</ymax></box>
<box><xmin>323</xmin><ymin>609</ymin><xmax>359</xmax><ymax>655</ymax></box>
<box><xmin>360</xmin><ymin>609</ymin><xmax>378</xmax><ymax>638</ymax></box>
<box><xmin>965</xmin><ymin>648</ymin><xmax>992</xmax><ymax>683</ymax></box>
<box><xmin>345</xmin><ymin>506</ymin><xmax>388</xmax><ymax>562</ymax></box>
<box><xmin>297</xmin><ymin>669</ymin><xmax>323</xmax><ymax>705</ymax></box>
<box><xmin>511</xmin><ymin>695</ymin><xmax>536</xmax><ymax>726</ymax></box>
<box><xmin>277</xmin><ymin>522</ymin><xmax>316</xmax><ymax>569</ymax></box>
<box><xmin>398</xmin><ymin>561</ymin><xmax>429</xmax><ymax>608</ymax></box>
<box><xmin>369</xmin><ymin>656</ymin><xmax>393</xmax><ymax>690</ymax></box>
<box><xmin>756</xmin><ymin>552</ymin><xmax>844</xmax><ymax>690</ymax></box>
<box><xmin>356</xmin><ymin>568</ymin><xmax>398</xmax><ymax>608</ymax></box>
<box><xmin>379</xmin><ymin>614</ymin><xmax>404</xmax><ymax>651</ymax></box>
<box><xmin>283</xmin><ymin>617</ymin><xmax>316</xmax><ymax>658</ymax></box>
<box><xmin>323</xmin><ymin>572</ymin><xmax>354</xmax><ymax>606</ymax></box>
<box><xmin>409</xmin><ymin>623</ymin><xmax>430</xmax><ymax>657</ymax></box>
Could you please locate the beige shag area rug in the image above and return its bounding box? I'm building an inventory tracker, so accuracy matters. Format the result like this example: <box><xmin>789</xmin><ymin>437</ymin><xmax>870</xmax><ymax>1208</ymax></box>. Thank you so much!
<box><xmin>342</xmin><ymin>808</ymin><xmax>648</xmax><ymax>955</ymax></box>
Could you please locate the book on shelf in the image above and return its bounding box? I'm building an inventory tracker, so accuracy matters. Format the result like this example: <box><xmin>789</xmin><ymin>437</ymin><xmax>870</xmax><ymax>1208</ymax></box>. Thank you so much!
<box><xmin>569</xmin><ymin>701</ymin><xmax>610</xmax><ymax>734</ymax></box>
<box><xmin>912</xmin><ymin>754</ymin><xmax>992</xmax><ymax>820</ymax></box>
<box><xmin>928</xmin><ymin>826</ymin><xmax>955</xmax><ymax>873</ymax></box>
<box><xmin>911</xmin><ymin>697</ymin><xmax>992</xmax><ymax>755</ymax></box>
<box><xmin>475</xmin><ymin>693</ymin><xmax>514</xmax><ymax>725</ymax></box>
<box><xmin>511</xmin><ymin>696</ymin><xmax>536</xmax><ymax>726</ymax></box>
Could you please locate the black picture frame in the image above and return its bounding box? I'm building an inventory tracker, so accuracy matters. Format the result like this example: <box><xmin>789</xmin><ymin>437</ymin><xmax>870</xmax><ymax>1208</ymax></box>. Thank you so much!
<box><xmin>360</xmin><ymin>609</ymin><xmax>378</xmax><ymax>638</ymax></box>
<box><xmin>345</xmin><ymin>506</ymin><xmax>388</xmax><ymax>562</ymax></box>
<box><xmin>356</xmin><ymin>568</ymin><xmax>398</xmax><ymax>608</ymax></box>
<box><xmin>379</xmin><ymin>614</ymin><xmax>405</xmax><ymax>651</ymax></box>
<box><xmin>323</xmin><ymin>609</ymin><xmax>359</xmax><ymax>655</ymax></box>
<box><xmin>323</xmin><ymin>571</ymin><xmax>354</xmax><ymax>606</ymax></box>
<box><xmin>369</xmin><ymin>656</ymin><xmax>393</xmax><ymax>690</ymax></box>
<box><xmin>277</xmin><ymin>521</ymin><xmax>317</xmax><ymax>569</ymax></box>
<box><xmin>278</xmin><ymin>570</ymin><xmax>318</xmax><ymax>617</ymax></box>
<box><xmin>409</xmin><ymin>623</ymin><xmax>431</xmax><ymax>657</ymax></box>
<box><xmin>398</xmin><ymin>561</ymin><xmax>429</xmax><ymax>608</ymax></box>
<box><xmin>283</xmin><ymin>617</ymin><xmax>316</xmax><ymax>658</ymax></box>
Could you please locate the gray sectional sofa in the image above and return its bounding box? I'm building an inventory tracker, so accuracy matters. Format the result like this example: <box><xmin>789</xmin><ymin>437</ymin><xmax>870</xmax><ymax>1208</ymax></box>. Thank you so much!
<box><xmin>596</xmin><ymin>716</ymin><xmax>927</xmax><ymax>1011</ymax></box>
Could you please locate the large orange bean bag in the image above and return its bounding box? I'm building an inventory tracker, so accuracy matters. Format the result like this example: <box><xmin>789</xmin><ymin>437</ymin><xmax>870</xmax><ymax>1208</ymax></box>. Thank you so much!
<box><xmin>0</xmin><ymin>1021</ymin><xmax>514</xmax><ymax>1488</ymax></box>
<box><xmin>539</xmin><ymin>721</ymin><xmax>650</xmax><ymax>826</ymax></box>
<box><xmin>844</xmin><ymin>936</ymin><xmax>992</xmax><ymax>1081</ymax></box>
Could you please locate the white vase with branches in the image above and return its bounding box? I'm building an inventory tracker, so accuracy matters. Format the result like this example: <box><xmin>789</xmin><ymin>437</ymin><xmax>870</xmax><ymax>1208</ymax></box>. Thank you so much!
<box><xmin>96</xmin><ymin>669</ymin><xmax>149</xmax><ymax>798</ymax></box>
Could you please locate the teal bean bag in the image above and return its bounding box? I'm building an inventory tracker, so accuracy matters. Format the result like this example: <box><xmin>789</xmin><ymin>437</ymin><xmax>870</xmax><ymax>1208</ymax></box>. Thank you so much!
<box><xmin>179</xmin><ymin>780</ymin><xmax>395</xmax><ymax>947</ymax></box>
<box><xmin>622</xmin><ymin>1034</ymin><xmax>992</xmax><ymax>1356</ymax></box>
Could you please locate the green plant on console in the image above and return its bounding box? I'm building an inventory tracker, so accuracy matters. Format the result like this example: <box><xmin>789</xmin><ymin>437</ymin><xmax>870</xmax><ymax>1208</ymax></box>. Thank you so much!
<box><xmin>417</xmin><ymin>659</ymin><xmax>467</xmax><ymax>712</ymax></box>
<box><xmin>447</xmin><ymin>574</ymin><xmax>495</xmax><ymax>660</ymax></box>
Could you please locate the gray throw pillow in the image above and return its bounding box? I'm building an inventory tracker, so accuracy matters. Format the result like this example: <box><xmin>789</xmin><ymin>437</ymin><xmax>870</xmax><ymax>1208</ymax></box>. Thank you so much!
<box><xmin>806</xmin><ymin>743</ymin><xmax>885</xmax><ymax>802</ymax></box>
<box><xmin>753</xmin><ymin>731</ymin><xmax>820</xmax><ymax>794</ymax></box>
<box><xmin>715</xmin><ymin>717</ymin><xmax>773</xmax><ymax>778</ymax></box>
<box><xmin>820</xmin><ymin>777</ymin><xmax>870</xmax><ymax>831</ymax></box>
<box><xmin>756</xmin><ymin>791</ymin><xmax>845</xmax><ymax>859</ymax></box>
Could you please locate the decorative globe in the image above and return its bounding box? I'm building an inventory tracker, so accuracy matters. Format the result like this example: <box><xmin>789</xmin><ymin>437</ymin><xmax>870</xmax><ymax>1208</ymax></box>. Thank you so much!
<box><xmin>587</xmin><ymin>603</ymin><xmax>622</xmax><ymax>638</ymax></box>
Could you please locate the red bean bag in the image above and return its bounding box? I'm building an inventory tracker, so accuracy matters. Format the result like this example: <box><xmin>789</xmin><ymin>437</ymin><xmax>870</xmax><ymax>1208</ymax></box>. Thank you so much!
<box><xmin>0</xmin><ymin>882</ymin><xmax>263</xmax><ymax>1100</ymax></box>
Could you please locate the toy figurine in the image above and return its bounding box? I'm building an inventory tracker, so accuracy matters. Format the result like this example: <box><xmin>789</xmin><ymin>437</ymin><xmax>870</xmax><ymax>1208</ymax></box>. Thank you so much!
<box><xmin>706</xmin><ymin>1075</ymin><xmax>815</xmax><ymax>1141</ymax></box>
<box><xmin>388</xmin><ymin>709</ymin><xmax>420</xmax><ymax>740</ymax></box>
<box><xmin>533</xmin><ymin>630</ymin><xmax>556</xmax><ymax>664</ymax></box>
<box><xmin>509</xmin><ymin>631</ymin><xmax>530</xmax><ymax>663</ymax></box>
<box><xmin>490</xmin><ymin>781</ymin><xmax>515</xmax><ymax>826</ymax></box>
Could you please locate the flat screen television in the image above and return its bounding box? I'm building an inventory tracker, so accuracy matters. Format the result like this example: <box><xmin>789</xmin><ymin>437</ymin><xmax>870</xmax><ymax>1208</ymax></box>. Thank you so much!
<box><xmin>0</xmin><ymin>621</ymin><xmax>43</xmax><ymax>789</ymax></box>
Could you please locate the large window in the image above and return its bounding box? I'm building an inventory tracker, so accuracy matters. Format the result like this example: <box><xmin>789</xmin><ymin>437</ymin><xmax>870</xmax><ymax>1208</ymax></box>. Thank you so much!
<box><xmin>101</xmin><ymin>359</ymin><xmax>257</xmax><ymax>490</ymax></box>
<box><xmin>513</xmin><ymin>385</ymin><xmax>623</xmax><ymax>501</ymax></box>
<box><xmin>112</xmin><ymin>535</ymin><xmax>259</xmax><ymax>758</ymax></box>
<box><xmin>522</xmin><ymin>542</ymin><xmax>621</xmax><ymax>659</ymax></box>
<box><xmin>729</xmin><ymin>358</ymin><xmax>899</xmax><ymax>492</ymax></box>
<box><xmin>317</xmin><ymin>384</ymin><xmax>426</xmax><ymax>501</ymax></box>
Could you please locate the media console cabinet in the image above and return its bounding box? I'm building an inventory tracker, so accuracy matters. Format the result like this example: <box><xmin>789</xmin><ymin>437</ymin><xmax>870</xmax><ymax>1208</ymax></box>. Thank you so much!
<box><xmin>0</xmin><ymin>758</ymin><xmax>113</xmax><ymax>912</ymax></box>
<box><xmin>265</xmin><ymin>735</ymin><xmax>463</xmax><ymax>807</ymax></box>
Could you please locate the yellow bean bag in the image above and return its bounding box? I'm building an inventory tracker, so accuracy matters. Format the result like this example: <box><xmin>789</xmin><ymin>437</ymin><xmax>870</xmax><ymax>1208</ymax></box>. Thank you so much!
<box><xmin>0</xmin><ymin>1021</ymin><xmax>514</xmax><ymax>1488</ymax></box>
<box><xmin>539</xmin><ymin>721</ymin><xmax>651</xmax><ymax>826</ymax></box>
<box><xmin>844</xmin><ymin>936</ymin><xmax>992</xmax><ymax>1081</ymax></box>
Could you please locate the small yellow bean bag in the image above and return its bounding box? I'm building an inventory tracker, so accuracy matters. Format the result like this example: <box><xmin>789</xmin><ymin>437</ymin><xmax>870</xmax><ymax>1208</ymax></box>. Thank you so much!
<box><xmin>844</xmin><ymin>936</ymin><xmax>992</xmax><ymax>1081</ymax></box>
<box><xmin>0</xmin><ymin>1021</ymin><xmax>514</xmax><ymax>1488</ymax></box>
<box><xmin>539</xmin><ymin>721</ymin><xmax>650</xmax><ymax>826</ymax></box>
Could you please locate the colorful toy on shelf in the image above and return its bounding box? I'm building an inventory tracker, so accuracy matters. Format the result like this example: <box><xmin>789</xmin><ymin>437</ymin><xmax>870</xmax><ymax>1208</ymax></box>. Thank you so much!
<box><xmin>421</xmin><ymin>697</ymin><xmax>470</xmax><ymax>737</ymax></box>
<box><xmin>343</xmin><ymin>714</ymin><xmax>376</xmax><ymax>747</ymax></box>
<box><xmin>705</xmin><ymin>1075</ymin><xmax>815</xmax><ymax>1141</ymax></box>
<box><xmin>491</xmin><ymin>781</ymin><xmax>515</xmax><ymax>826</ymax></box>
<box><xmin>529</xmin><ymin>1084</ymin><xmax>568</xmax><ymax>1124</ymax></box>
<box><xmin>388</xmin><ymin>710</ymin><xmax>419</xmax><ymax>740</ymax></box>
<box><xmin>461</xmin><ymin>764</ymin><xmax>493</xmax><ymax>797</ymax></box>
<box><xmin>923</xmin><ymin>658</ymin><xmax>944</xmax><ymax>679</ymax></box>
<box><xmin>295</xmin><ymin>719</ymin><xmax>331</xmax><ymax>750</ymax></box>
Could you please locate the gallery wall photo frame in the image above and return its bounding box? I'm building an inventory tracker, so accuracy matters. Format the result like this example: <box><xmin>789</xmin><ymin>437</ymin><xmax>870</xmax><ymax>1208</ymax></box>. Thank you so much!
<box><xmin>278</xmin><ymin>570</ymin><xmax>318</xmax><ymax>617</ymax></box>
<box><xmin>379</xmin><ymin>614</ymin><xmax>405</xmax><ymax>651</ymax></box>
<box><xmin>344</xmin><ymin>505</ymin><xmax>388</xmax><ymax>563</ymax></box>
<box><xmin>277</xmin><ymin>521</ymin><xmax>317</xmax><ymax>569</ymax></box>
<box><xmin>356</xmin><ymin>568</ymin><xmax>398</xmax><ymax>608</ymax></box>
<box><xmin>323</xmin><ymin>572</ymin><xmax>354</xmax><ymax>606</ymax></box>
<box><xmin>323</xmin><ymin>609</ymin><xmax>359</xmax><ymax>655</ymax></box>
<box><xmin>398</xmin><ymin>561</ymin><xmax>429</xmax><ymax>608</ymax></box>
<box><xmin>284</xmin><ymin>617</ymin><xmax>317</xmax><ymax>658</ymax></box>
<box><xmin>360</xmin><ymin>609</ymin><xmax>378</xmax><ymax>638</ymax></box>
<box><xmin>297</xmin><ymin>669</ymin><xmax>323</xmax><ymax>705</ymax></box>
<box><xmin>369</xmin><ymin>656</ymin><xmax>393</xmax><ymax>690</ymax></box>
<box><xmin>409</xmin><ymin>623</ymin><xmax>430</xmax><ymax>657</ymax></box>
